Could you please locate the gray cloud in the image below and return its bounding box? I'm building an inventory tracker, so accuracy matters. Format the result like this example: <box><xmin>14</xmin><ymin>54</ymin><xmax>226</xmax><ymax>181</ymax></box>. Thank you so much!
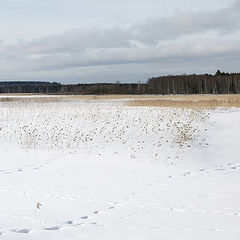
<box><xmin>0</xmin><ymin>0</ymin><xmax>240</xmax><ymax>83</ymax></box>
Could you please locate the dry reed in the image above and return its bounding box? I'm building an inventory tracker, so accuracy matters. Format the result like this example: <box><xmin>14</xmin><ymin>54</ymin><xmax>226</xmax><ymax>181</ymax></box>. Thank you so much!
<box><xmin>0</xmin><ymin>94</ymin><xmax>240</xmax><ymax>109</ymax></box>
<box><xmin>128</xmin><ymin>95</ymin><xmax>240</xmax><ymax>109</ymax></box>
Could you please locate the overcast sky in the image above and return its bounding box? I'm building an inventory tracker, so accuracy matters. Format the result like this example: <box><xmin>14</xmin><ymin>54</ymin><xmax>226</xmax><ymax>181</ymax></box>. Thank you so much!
<box><xmin>0</xmin><ymin>0</ymin><xmax>239</xmax><ymax>83</ymax></box>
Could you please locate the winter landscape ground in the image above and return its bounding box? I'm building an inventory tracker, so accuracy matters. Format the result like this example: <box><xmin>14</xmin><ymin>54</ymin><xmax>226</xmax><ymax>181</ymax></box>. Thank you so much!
<box><xmin>0</xmin><ymin>95</ymin><xmax>239</xmax><ymax>240</ymax></box>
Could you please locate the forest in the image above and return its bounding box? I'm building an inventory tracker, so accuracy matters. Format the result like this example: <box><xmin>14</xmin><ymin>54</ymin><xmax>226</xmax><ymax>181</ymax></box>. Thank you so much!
<box><xmin>0</xmin><ymin>71</ymin><xmax>239</xmax><ymax>94</ymax></box>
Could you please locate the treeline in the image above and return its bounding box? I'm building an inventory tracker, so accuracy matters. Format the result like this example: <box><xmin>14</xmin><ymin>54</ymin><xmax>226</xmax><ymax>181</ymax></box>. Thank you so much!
<box><xmin>0</xmin><ymin>82</ymin><xmax>146</xmax><ymax>94</ymax></box>
<box><xmin>0</xmin><ymin>81</ymin><xmax>62</xmax><ymax>94</ymax></box>
<box><xmin>147</xmin><ymin>71</ymin><xmax>240</xmax><ymax>94</ymax></box>
<box><xmin>0</xmin><ymin>71</ymin><xmax>239</xmax><ymax>94</ymax></box>
<box><xmin>59</xmin><ymin>83</ymin><xmax>147</xmax><ymax>94</ymax></box>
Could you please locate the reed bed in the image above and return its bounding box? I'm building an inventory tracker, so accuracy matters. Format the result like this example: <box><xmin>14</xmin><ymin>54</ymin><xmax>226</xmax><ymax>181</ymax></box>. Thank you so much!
<box><xmin>128</xmin><ymin>95</ymin><xmax>240</xmax><ymax>109</ymax></box>
<box><xmin>0</xmin><ymin>94</ymin><xmax>158</xmax><ymax>102</ymax></box>
<box><xmin>0</xmin><ymin>94</ymin><xmax>240</xmax><ymax>109</ymax></box>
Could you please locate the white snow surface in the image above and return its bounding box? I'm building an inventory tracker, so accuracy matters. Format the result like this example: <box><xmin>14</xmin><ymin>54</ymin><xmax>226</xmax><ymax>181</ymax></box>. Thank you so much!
<box><xmin>0</xmin><ymin>97</ymin><xmax>239</xmax><ymax>240</ymax></box>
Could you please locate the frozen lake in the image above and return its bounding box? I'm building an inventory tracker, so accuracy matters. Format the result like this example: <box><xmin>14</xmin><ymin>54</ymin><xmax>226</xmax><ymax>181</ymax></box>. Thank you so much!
<box><xmin>0</xmin><ymin>96</ymin><xmax>239</xmax><ymax>240</ymax></box>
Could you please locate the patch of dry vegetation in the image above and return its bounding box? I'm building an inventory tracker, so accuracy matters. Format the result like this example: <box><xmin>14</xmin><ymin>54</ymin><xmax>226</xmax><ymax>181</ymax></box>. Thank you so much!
<box><xmin>128</xmin><ymin>95</ymin><xmax>240</xmax><ymax>109</ymax></box>
<box><xmin>0</xmin><ymin>94</ymin><xmax>159</xmax><ymax>102</ymax></box>
<box><xmin>0</xmin><ymin>94</ymin><xmax>240</xmax><ymax>109</ymax></box>
<box><xmin>0</xmin><ymin>98</ymin><xmax>211</xmax><ymax>161</ymax></box>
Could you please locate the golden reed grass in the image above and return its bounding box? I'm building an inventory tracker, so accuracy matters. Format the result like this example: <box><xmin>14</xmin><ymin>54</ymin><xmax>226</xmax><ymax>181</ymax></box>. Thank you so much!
<box><xmin>128</xmin><ymin>95</ymin><xmax>240</xmax><ymax>109</ymax></box>
<box><xmin>0</xmin><ymin>94</ymin><xmax>158</xmax><ymax>102</ymax></box>
<box><xmin>0</xmin><ymin>94</ymin><xmax>240</xmax><ymax>109</ymax></box>
<box><xmin>0</xmin><ymin>94</ymin><xmax>175</xmax><ymax>103</ymax></box>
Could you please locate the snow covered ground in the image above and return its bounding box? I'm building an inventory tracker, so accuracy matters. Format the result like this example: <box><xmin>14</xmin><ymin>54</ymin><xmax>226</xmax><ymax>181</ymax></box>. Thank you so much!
<box><xmin>0</xmin><ymin>97</ymin><xmax>239</xmax><ymax>240</ymax></box>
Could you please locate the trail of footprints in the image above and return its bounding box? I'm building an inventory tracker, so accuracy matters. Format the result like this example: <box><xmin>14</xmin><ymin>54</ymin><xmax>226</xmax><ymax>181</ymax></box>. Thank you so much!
<box><xmin>1</xmin><ymin>204</ymin><xmax>226</xmax><ymax>236</ymax></box>
<box><xmin>0</xmin><ymin>153</ymin><xmax>69</xmax><ymax>175</ymax></box>
<box><xmin>180</xmin><ymin>162</ymin><xmax>240</xmax><ymax>178</ymax></box>
<box><xmin>0</xmin><ymin>203</ymin><xmax>119</xmax><ymax>235</ymax></box>
<box><xmin>1</xmin><ymin>161</ymin><xmax>240</xmax><ymax>237</ymax></box>
<box><xmin>118</xmin><ymin>162</ymin><xmax>240</xmax><ymax>203</ymax></box>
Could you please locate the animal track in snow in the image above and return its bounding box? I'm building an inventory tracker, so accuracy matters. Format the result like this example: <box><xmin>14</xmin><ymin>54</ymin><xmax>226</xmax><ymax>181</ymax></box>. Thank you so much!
<box><xmin>12</xmin><ymin>229</ymin><xmax>30</xmax><ymax>234</ymax></box>
<box><xmin>45</xmin><ymin>226</ymin><xmax>62</xmax><ymax>231</ymax></box>
<box><xmin>65</xmin><ymin>220</ymin><xmax>73</xmax><ymax>224</ymax></box>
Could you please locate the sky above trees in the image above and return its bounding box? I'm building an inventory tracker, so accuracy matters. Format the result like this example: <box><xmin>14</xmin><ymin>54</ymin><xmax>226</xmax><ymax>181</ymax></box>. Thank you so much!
<box><xmin>0</xmin><ymin>0</ymin><xmax>238</xmax><ymax>83</ymax></box>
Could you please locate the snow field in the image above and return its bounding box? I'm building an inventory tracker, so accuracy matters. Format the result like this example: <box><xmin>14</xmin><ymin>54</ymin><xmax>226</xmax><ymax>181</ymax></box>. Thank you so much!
<box><xmin>0</xmin><ymin>98</ymin><xmax>239</xmax><ymax>240</ymax></box>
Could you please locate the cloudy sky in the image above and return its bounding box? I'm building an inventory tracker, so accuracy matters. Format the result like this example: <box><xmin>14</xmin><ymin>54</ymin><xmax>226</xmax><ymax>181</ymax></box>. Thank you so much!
<box><xmin>0</xmin><ymin>0</ymin><xmax>239</xmax><ymax>83</ymax></box>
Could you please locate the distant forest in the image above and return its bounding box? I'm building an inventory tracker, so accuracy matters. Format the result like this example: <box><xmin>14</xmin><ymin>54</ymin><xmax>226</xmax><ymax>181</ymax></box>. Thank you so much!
<box><xmin>0</xmin><ymin>70</ymin><xmax>239</xmax><ymax>94</ymax></box>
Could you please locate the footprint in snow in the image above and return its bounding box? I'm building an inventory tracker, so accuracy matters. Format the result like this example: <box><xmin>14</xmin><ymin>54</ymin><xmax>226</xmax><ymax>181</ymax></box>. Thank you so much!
<box><xmin>91</xmin><ymin>222</ymin><xmax>98</xmax><ymax>225</ymax></box>
<box><xmin>205</xmin><ymin>228</ymin><xmax>222</xmax><ymax>232</ymax></box>
<box><xmin>44</xmin><ymin>226</ymin><xmax>61</xmax><ymax>231</ymax></box>
<box><xmin>65</xmin><ymin>220</ymin><xmax>73</xmax><ymax>224</ymax></box>
<box><xmin>12</xmin><ymin>229</ymin><xmax>30</xmax><ymax>234</ymax></box>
